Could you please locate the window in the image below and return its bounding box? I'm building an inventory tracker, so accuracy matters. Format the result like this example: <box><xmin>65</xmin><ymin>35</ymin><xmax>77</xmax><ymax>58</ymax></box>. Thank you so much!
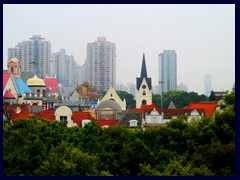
<box><xmin>60</xmin><ymin>116</ymin><xmax>67</xmax><ymax>121</ymax></box>
<box><xmin>129</xmin><ymin>120</ymin><xmax>138</xmax><ymax>127</ymax></box>
<box><xmin>11</xmin><ymin>67</ymin><xmax>14</xmax><ymax>73</ymax></box>
<box><xmin>43</xmin><ymin>90</ymin><xmax>46</xmax><ymax>97</ymax></box>
<box><xmin>142</xmin><ymin>99</ymin><xmax>147</xmax><ymax>105</ymax></box>
<box><xmin>142</xmin><ymin>90</ymin><xmax>146</xmax><ymax>95</ymax></box>
<box><xmin>142</xmin><ymin>85</ymin><xmax>146</xmax><ymax>89</ymax></box>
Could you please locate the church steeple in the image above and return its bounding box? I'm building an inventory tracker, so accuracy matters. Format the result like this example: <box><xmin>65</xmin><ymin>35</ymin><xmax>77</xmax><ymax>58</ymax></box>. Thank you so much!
<box><xmin>136</xmin><ymin>53</ymin><xmax>152</xmax><ymax>108</ymax></box>
<box><xmin>136</xmin><ymin>53</ymin><xmax>152</xmax><ymax>91</ymax></box>
<box><xmin>141</xmin><ymin>53</ymin><xmax>148</xmax><ymax>78</ymax></box>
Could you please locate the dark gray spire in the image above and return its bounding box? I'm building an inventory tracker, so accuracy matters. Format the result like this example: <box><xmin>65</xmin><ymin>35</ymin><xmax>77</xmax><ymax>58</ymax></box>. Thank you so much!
<box><xmin>141</xmin><ymin>53</ymin><xmax>148</xmax><ymax>78</ymax></box>
<box><xmin>136</xmin><ymin>53</ymin><xmax>152</xmax><ymax>91</ymax></box>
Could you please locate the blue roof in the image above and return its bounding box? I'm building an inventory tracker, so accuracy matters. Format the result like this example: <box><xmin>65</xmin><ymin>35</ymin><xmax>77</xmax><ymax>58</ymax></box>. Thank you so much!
<box><xmin>13</xmin><ymin>78</ymin><xmax>33</xmax><ymax>96</ymax></box>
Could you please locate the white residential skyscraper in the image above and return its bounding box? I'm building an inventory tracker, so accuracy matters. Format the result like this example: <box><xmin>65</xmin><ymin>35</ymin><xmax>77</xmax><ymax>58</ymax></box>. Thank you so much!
<box><xmin>8</xmin><ymin>35</ymin><xmax>51</xmax><ymax>79</ymax></box>
<box><xmin>85</xmin><ymin>37</ymin><xmax>116</xmax><ymax>91</ymax></box>
<box><xmin>158</xmin><ymin>50</ymin><xmax>177</xmax><ymax>94</ymax></box>
<box><xmin>204</xmin><ymin>75</ymin><xmax>212</xmax><ymax>97</ymax></box>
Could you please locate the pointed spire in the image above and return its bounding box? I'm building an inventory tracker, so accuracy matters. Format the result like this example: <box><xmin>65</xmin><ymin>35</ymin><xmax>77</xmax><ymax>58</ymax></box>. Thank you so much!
<box><xmin>140</xmin><ymin>53</ymin><xmax>148</xmax><ymax>78</ymax></box>
<box><xmin>168</xmin><ymin>100</ymin><xmax>176</xmax><ymax>109</ymax></box>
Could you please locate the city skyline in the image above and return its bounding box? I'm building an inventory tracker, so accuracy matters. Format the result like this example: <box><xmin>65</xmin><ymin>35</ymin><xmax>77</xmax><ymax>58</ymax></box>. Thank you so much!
<box><xmin>3</xmin><ymin>4</ymin><xmax>235</xmax><ymax>94</ymax></box>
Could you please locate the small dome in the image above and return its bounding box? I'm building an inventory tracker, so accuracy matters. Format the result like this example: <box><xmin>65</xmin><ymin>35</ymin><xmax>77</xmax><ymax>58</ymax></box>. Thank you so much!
<box><xmin>26</xmin><ymin>75</ymin><xmax>46</xmax><ymax>87</ymax></box>
<box><xmin>150</xmin><ymin>108</ymin><xmax>159</xmax><ymax>116</ymax></box>
<box><xmin>8</xmin><ymin>58</ymin><xmax>21</xmax><ymax>65</ymax></box>
<box><xmin>96</xmin><ymin>100</ymin><xmax>122</xmax><ymax>112</ymax></box>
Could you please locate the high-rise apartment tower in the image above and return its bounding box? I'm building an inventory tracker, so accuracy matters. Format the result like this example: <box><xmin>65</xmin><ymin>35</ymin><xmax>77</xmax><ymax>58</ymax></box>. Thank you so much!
<box><xmin>85</xmin><ymin>37</ymin><xmax>116</xmax><ymax>91</ymax></box>
<box><xmin>8</xmin><ymin>35</ymin><xmax>51</xmax><ymax>79</ymax></box>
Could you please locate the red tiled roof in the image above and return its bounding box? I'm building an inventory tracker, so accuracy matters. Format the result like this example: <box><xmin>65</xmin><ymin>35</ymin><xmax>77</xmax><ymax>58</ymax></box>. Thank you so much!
<box><xmin>7</xmin><ymin>105</ymin><xmax>34</xmax><ymax>121</ymax></box>
<box><xmin>36</xmin><ymin>110</ymin><xmax>55</xmax><ymax>122</ymax></box>
<box><xmin>4</xmin><ymin>90</ymin><xmax>15</xmax><ymax>99</ymax></box>
<box><xmin>187</xmin><ymin>102</ymin><xmax>218</xmax><ymax>117</ymax></box>
<box><xmin>95</xmin><ymin>120</ymin><xmax>119</xmax><ymax>127</ymax></box>
<box><xmin>3</xmin><ymin>73</ymin><xmax>10</xmax><ymax>90</ymax></box>
<box><xmin>141</xmin><ymin>104</ymin><xmax>156</xmax><ymax>110</ymax></box>
<box><xmin>72</xmin><ymin>111</ymin><xmax>93</xmax><ymax>128</ymax></box>
<box><xmin>155</xmin><ymin>108</ymin><xmax>205</xmax><ymax>119</ymax></box>
<box><xmin>44</xmin><ymin>78</ymin><xmax>59</xmax><ymax>93</ymax></box>
<box><xmin>129</xmin><ymin>106</ymin><xmax>205</xmax><ymax>119</ymax></box>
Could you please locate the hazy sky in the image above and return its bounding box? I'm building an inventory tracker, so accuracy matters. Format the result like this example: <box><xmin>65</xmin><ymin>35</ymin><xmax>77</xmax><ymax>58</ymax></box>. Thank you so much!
<box><xmin>3</xmin><ymin>4</ymin><xmax>235</xmax><ymax>94</ymax></box>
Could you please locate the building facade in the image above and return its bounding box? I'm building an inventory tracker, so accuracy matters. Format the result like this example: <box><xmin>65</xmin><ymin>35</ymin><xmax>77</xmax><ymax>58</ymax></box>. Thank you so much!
<box><xmin>136</xmin><ymin>54</ymin><xmax>152</xmax><ymax>108</ymax></box>
<box><xmin>52</xmin><ymin>49</ymin><xmax>79</xmax><ymax>87</ymax></box>
<box><xmin>85</xmin><ymin>37</ymin><xmax>116</xmax><ymax>91</ymax></box>
<box><xmin>204</xmin><ymin>74</ymin><xmax>212</xmax><ymax>97</ymax></box>
<box><xmin>8</xmin><ymin>35</ymin><xmax>51</xmax><ymax>79</ymax></box>
<box><xmin>158</xmin><ymin>50</ymin><xmax>177</xmax><ymax>94</ymax></box>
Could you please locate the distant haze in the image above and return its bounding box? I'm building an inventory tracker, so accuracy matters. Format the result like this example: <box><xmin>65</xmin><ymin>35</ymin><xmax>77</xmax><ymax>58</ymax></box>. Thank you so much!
<box><xmin>3</xmin><ymin>4</ymin><xmax>235</xmax><ymax>94</ymax></box>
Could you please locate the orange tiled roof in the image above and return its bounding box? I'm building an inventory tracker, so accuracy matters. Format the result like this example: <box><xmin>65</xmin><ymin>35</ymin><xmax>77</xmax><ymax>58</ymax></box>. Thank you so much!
<box><xmin>187</xmin><ymin>102</ymin><xmax>218</xmax><ymax>117</ymax></box>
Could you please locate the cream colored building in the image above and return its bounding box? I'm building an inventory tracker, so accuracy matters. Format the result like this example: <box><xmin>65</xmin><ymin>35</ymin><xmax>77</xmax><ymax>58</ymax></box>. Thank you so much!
<box><xmin>136</xmin><ymin>54</ymin><xmax>152</xmax><ymax>108</ymax></box>
<box><xmin>97</xmin><ymin>87</ymin><xmax>126</xmax><ymax>110</ymax></box>
<box><xmin>54</xmin><ymin>106</ymin><xmax>77</xmax><ymax>127</ymax></box>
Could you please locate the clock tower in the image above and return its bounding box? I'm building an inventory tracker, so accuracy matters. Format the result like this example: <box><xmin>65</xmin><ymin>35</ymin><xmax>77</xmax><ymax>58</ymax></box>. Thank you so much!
<box><xmin>136</xmin><ymin>54</ymin><xmax>152</xmax><ymax>108</ymax></box>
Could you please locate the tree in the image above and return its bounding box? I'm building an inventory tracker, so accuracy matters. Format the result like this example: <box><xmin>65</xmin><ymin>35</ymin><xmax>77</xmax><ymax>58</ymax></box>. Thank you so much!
<box><xmin>208</xmin><ymin>90</ymin><xmax>215</xmax><ymax>101</ymax></box>
<box><xmin>116</xmin><ymin>90</ymin><xmax>136</xmax><ymax>108</ymax></box>
<box><xmin>35</xmin><ymin>141</ymin><xmax>101</xmax><ymax>176</ymax></box>
<box><xmin>153</xmin><ymin>90</ymin><xmax>207</xmax><ymax>108</ymax></box>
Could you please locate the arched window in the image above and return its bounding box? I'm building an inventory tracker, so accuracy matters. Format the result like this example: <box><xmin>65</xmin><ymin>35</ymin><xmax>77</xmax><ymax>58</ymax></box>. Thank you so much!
<box><xmin>142</xmin><ymin>99</ymin><xmax>147</xmax><ymax>105</ymax></box>
<box><xmin>142</xmin><ymin>90</ymin><xmax>146</xmax><ymax>95</ymax></box>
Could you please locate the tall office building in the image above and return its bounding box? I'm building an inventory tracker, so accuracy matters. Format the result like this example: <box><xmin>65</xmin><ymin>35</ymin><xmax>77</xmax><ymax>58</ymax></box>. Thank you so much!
<box><xmin>8</xmin><ymin>35</ymin><xmax>51</xmax><ymax>79</ymax></box>
<box><xmin>52</xmin><ymin>49</ymin><xmax>78</xmax><ymax>87</ymax></box>
<box><xmin>204</xmin><ymin>75</ymin><xmax>212</xmax><ymax>97</ymax></box>
<box><xmin>85</xmin><ymin>37</ymin><xmax>116</xmax><ymax>91</ymax></box>
<box><xmin>158</xmin><ymin>50</ymin><xmax>177</xmax><ymax>94</ymax></box>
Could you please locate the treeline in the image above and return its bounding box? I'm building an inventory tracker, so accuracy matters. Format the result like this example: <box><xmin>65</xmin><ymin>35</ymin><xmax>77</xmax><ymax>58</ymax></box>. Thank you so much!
<box><xmin>101</xmin><ymin>90</ymin><xmax>208</xmax><ymax>109</ymax></box>
<box><xmin>153</xmin><ymin>90</ymin><xmax>208</xmax><ymax>108</ymax></box>
<box><xmin>3</xmin><ymin>91</ymin><xmax>235</xmax><ymax>176</ymax></box>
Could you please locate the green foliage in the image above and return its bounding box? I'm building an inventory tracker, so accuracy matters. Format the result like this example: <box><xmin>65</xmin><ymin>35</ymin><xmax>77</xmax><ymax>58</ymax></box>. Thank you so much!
<box><xmin>35</xmin><ymin>141</ymin><xmax>100</xmax><ymax>176</ymax></box>
<box><xmin>208</xmin><ymin>90</ymin><xmax>215</xmax><ymax>101</ymax></box>
<box><xmin>4</xmin><ymin>92</ymin><xmax>235</xmax><ymax>176</ymax></box>
<box><xmin>160</xmin><ymin>157</ymin><xmax>214</xmax><ymax>176</ymax></box>
<box><xmin>153</xmin><ymin>90</ymin><xmax>207</xmax><ymax>108</ymax></box>
<box><xmin>116</xmin><ymin>90</ymin><xmax>136</xmax><ymax>108</ymax></box>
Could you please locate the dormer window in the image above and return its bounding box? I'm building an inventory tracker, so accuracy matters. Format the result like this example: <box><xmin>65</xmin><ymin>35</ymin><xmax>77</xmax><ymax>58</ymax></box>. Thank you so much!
<box><xmin>129</xmin><ymin>120</ymin><xmax>138</xmax><ymax>127</ymax></box>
